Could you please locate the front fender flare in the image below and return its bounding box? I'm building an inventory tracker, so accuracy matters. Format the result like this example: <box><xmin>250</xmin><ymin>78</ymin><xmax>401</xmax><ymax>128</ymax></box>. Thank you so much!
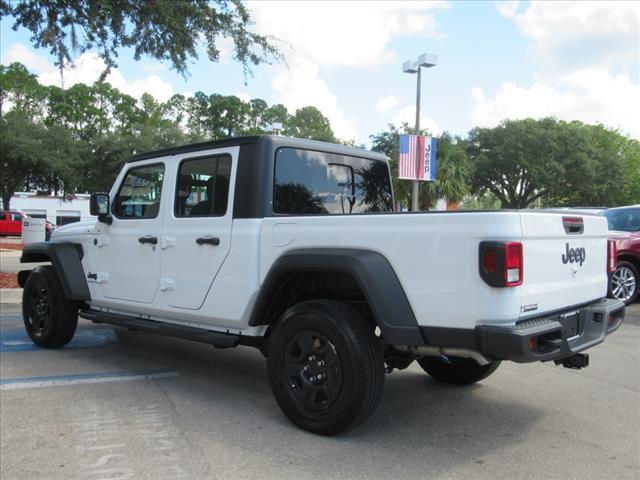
<box><xmin>250</xmin><ymin>248</ymin><xmax>425</xmax><ymax>346</ymax></box>
<box><xmin>20</xmin><ymin>242</ymin><xmax>91</xmax><ymax>301</ymax></box>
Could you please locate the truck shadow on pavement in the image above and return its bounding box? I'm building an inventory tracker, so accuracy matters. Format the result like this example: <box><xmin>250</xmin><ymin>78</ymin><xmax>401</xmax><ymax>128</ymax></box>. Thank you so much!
<box><xmin>98</xmin><ymin>323</ymin><xmax>544</xmax><ymax>474</ymax></box>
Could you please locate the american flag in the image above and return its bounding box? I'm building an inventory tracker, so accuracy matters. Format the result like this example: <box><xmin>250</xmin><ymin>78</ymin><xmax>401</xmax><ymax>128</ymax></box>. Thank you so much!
<box><xmin>398</xmin><ymin>134</ymin><xmax>425</xmax><ymax>180</ymax></box>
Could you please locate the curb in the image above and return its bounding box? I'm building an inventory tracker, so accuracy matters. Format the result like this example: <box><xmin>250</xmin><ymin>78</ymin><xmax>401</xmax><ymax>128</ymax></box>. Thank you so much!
<box><xmin>0</xmin><ymin>288</ymin><xmax>22</xmax><ymax>304</ymax></box>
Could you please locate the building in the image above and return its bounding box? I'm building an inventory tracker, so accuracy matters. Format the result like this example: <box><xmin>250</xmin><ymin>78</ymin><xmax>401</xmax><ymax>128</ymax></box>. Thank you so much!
<box><xmin>2</xmin><ymin>193</ymin><xmax>94</xmax><ymax>226</ymax></box>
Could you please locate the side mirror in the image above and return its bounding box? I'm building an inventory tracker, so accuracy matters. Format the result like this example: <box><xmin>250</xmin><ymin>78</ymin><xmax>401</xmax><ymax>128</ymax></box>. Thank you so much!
<box><xmin>90</xmin><ymin>193</ymin><xmax>112</xmax><ymax>224</ymax></box>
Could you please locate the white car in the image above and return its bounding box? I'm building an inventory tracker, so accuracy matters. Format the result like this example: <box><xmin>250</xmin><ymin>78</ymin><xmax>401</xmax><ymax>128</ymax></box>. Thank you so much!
<box><xmin>19</xmin><ymin>136</ymin><xmax>625</xmax><ymax>435</ymax></box>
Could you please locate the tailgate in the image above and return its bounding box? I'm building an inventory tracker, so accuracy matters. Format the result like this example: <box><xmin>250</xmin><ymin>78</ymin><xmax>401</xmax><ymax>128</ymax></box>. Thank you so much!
<box><xmin>519</xmin><ymin>213</ymin><xmax>609</xmax><ymax>317</ymax></box>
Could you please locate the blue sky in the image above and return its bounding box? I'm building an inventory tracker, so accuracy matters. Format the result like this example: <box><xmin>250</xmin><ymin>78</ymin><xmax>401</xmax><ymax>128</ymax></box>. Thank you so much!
<box><xmin>2</xmin><ymin>1</ymin><xmax>638</xmax><ymax>144</ymax></box>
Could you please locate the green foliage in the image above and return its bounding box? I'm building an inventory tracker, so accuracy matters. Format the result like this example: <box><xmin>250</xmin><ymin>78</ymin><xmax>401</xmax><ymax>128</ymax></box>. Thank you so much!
<box><xmin>2</xmin><ymin>60</ymin><xmax>638</xmax><ymax>213</ymax></box>
<box><xmin>284</xmin><ymin>106</ymin><xmax>335</xmax><ymax>142</ymax></box>
<box><xmin>0</xmin><ymin>63</ymin><xmax>47</xmax><ymax>119</ymax></box>
<box><xmin>0</xmin><ymin>111</ymin><xmax>47</xmax><ymax>209</ymax></box>
<box><xmin>0</xmin><ymin>61</ymin><xmax>341</xmax><ymax>207</ymax></box>
<box><xmin>460</xmin><ymin>192</ymin><xmax>501</xmax><ymax>210</ymax></box>
<box><xmin>467</xmin><ymin>118</ymin><xmax>638</xmax><ymax>208</ymax></box>
<box><xmin>2</xmin><ymin>0</ymin><xmax>281</xmax><ymax>79</ymax></box>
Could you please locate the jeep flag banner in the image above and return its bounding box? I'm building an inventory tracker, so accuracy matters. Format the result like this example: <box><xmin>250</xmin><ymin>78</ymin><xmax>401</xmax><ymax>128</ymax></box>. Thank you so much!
<box><xmin>398</xmin><ymin>134</ymin><xmax>437</xmax><ymax>181</ymax></box>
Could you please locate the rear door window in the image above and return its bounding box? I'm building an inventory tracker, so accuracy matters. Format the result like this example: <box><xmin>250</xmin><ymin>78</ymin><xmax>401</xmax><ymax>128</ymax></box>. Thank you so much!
<box><xmin>273</xmin><ymin>148</ymin><xmax>393</xmax><ymax>215</ymax></box>
<box><xmin>175</xmin><ymin>155</ymin><xmax>232</xmax><ymax>217</ymax></box>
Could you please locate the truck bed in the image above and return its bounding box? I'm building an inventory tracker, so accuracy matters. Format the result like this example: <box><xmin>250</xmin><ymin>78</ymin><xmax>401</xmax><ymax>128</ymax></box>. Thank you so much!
<box><xmin>259</xmin><ymin>210</ymin><xmax>609</xmax><ymax>330</ymax></box>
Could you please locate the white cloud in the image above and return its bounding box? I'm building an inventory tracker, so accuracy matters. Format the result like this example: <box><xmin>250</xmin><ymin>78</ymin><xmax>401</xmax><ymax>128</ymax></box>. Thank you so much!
<box><xmin>215</xmin><ymin>36</ymin><xmax>235</xmax><ymax>63</ymax></box>
<box><xmin>470</xmin><ymin>69</ymin><xmax>640</xmax><ymax>138</ymax></box>
<box><xmin>249</xmin><ymin>1</ymin><xmax>448</xmax><ymax>68</ymax></box>
<box><xmin>235</xmin><ymin>92</ymin><xmax>251</xmax><ymax>103</ymax></box>
<box><xmin>3</xmin><ymin>43</ymin><xmax>52</xmax><ymax>72</ymax></box>
<box><xmin>495</xmin><ymin>1</ymin><xmax>521</xmax><ymax>19</ymax></box>
<box><xmin>4</xmin><ymin>43</ymin><xmax>175</xmax><ymax>102</ymax></box>
<box><xmin>390</xmin><ymin>105</ymin><xmax>443</xmax><ymax>137</ymax></box>
<box><xmin>497</xmin><ymin>1</ymin><xmax>640</xmax><ymax>73</ymax></box>
<box><xmin>247</xmin><ymin>1</ymin><xmax>449</xmax><ymax>141</ymax></box>
<box><xmin>271</xmin><ymin>57</ymin><xmax>357</xmax><ymax>140</ymax></box>
<box><xmin>376</xmin><ymin>95</ymin><xmax>400</xmax><ymax>113</ymax></box>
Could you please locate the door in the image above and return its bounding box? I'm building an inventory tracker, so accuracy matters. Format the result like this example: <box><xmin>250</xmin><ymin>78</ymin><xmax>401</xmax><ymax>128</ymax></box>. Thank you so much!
<box><xmin>161</xmin><ymin>150</ymin><xmax>235</xmax><ymax>309</ymax></box>
<box><xmin>9</xmin><ymin>212</ymin><xmax>23</xmax><ymax>235</ymax></box>
<box><xmin>91</xmin><ymin>162</ymin><xmax>166</xmax><ymax>304</ymax></box>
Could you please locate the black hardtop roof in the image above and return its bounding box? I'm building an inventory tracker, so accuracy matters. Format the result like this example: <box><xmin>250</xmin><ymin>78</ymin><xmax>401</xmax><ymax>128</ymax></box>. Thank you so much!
<box><xmin>127</xmin><ymin>135</ymin><xmax>388</xmax><ymax>163</ymax></box>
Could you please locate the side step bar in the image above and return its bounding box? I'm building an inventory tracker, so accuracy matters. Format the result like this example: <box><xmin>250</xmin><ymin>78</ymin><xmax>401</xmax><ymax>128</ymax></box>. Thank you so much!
<box><xmin>79</xmin><ymin>309</ymin><xmax>254</xmax><ymax>349</ymax></box>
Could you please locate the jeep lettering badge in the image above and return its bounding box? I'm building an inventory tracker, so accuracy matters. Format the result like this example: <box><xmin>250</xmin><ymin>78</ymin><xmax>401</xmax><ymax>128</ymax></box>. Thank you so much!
<box><xmin>562</xmin><ymin>243</ymin><xmax>586</xmax><ymax>266</ymax></box>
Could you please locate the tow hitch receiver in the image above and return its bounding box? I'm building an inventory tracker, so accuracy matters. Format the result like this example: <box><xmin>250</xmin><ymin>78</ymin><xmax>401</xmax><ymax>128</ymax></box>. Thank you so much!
<box><xmin>555</xmin><ymin>353</ymin><xmax>589</xmax><ymax>370</ymax></box>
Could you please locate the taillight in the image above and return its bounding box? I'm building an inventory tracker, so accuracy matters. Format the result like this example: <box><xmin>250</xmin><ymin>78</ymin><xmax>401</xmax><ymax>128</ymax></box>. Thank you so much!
<box><xmin>607</xmin><ymin>240</ymin><xmax>617</xmax><ymax>273</ymax></box>
<box><xmin>504</xmin><ymin>242</ymin><xmax>523</xmax><ymax>286</ymax></box>
<box><xmin>484</xmin><ymin>250</ymin><xmax>496</xmax><ymax>273</ymax></box>
<box><xmin>479</xmin><ymin>241</ymin><xmax>524</xmax><ymax>288</ymax></box>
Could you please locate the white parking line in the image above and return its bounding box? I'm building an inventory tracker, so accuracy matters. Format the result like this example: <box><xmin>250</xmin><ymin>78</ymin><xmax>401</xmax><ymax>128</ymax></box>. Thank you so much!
<box><xmin>0</xmin><ymin>369</ymin><xmax>178</xmax><ymax>391</ymax></box>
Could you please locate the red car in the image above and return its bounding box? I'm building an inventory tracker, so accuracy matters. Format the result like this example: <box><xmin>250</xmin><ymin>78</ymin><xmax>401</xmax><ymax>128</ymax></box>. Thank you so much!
<box><xmin>0</xmin><ymin>211</ymin><xmax>54</xmax><ymax>240</ymax></box>
<box><xmin>603</xmin><ymin>205</ymin><xmax>640</xmax><ymax>304</ymax></box>
<box><xmin>0</xmin><ymin>210</ymin><xmax>23</xmax><ymax>236</ymax></box>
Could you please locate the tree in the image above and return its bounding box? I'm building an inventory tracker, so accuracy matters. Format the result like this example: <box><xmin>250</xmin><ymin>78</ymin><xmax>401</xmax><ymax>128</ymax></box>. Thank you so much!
<box><xmin>28</xmin><ymin>123</ymin><xmax>84</xmax><ymax>196</ymax></box>
<box><xmin>434</xmin><ymin>134</ymin><xmax>471</xmax><ymax>203</ymax></box>
<box><xmin>561</xmin><ymin>123</ymin><xmax>639</xmax><ymax>207</ymax></box>
<box><xmin>460</xmin><ymin>192</ymin><xmax>501</xmax><ymax>210</ymax></box>
<box><xmin>2</xmin><ymin>0</ymin><xmax>280</xmax><ymax>79</ymax></box>
<box><xmin>0</xmin><ymin>62</ymin><xmax>47</xmax><ymax>120</ymax></box>
<box><xmin>285</xmin><ymin>106</ymin><xmax>335</xmax><ymax>142</ymax></box>
<box><xmin>265</xmin><ymin>103</ymin><xmax>289</xmax><ymax>131</ymax></box>
<box><xmin>467</xmin><ymin>118</ymin><xmax>637</xmax><ymax>209</ymax></box>
<box><xmin>0</xmin><ymin>112</ymin><xmax>47</xmax><ymax>209</ymax></box>
<box><xmin>245</xmin><ymin>98</ymin><xmax>268</xmax><ymax>134</ymax></box>
<box><xmin>620</xmin><ymin>137</ymin><xmax>640</xmax><ymax>205</ymax></box>
<box><xmin>185</xmin><ymin>93</ymin><xmax>251</xmax><ymax>138</ymax></box>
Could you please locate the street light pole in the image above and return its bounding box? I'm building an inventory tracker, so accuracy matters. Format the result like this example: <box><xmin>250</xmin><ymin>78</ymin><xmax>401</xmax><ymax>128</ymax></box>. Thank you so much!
<box><xmin>412</xmin><ymin>67</ymin><xmax>421</xmax><ymax>212</ymax></box>
<box><xmin>403</xmin><ymin>53</ymin><xmax>437</xmax><ymax>212</ymax></box>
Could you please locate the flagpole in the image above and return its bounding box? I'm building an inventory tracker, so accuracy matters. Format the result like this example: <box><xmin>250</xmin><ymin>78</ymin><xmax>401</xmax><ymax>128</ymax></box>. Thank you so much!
<box><xmin>411</xmin><ymin>67</ymin><xmax>421</xmax><ymax>212</ymax></box>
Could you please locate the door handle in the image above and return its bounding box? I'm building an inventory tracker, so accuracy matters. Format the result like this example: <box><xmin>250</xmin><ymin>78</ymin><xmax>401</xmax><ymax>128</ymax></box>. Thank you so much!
<box><xmin>138</xmin><ymin>235</ymin><xmax>158</xmax><ymax>245</ymax></box>
<box><xmin>196</xmin><ymin>236</ymin><xmax>220</xmax><ymax>246</ymax></box>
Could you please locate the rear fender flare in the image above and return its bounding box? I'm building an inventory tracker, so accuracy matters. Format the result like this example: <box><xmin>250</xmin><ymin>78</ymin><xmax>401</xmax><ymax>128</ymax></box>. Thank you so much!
<box><xmin>249</xmin><ymin>248</ymin><xmax>424</xmax><ymax>346</ymax></box>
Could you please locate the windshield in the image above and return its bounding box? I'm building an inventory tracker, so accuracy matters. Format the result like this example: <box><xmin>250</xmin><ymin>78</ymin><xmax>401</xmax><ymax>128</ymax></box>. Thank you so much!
<box><xmin>602</xmin><ymin>207</ymin><xmax>640</xmax><ymax>232</ymax></box>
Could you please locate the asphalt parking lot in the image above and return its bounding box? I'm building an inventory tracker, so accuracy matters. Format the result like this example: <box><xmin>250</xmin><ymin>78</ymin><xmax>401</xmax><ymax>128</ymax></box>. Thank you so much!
<box><xmin>1</xmin><ymin>303</ymin><xmax>639</xmax><ymax>480</ymax></box>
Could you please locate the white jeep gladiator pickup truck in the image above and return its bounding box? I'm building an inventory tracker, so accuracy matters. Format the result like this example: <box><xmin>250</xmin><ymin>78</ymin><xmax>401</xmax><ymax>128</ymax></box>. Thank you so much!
<box><xmin>19</xmin><ymin>135</ymin><xmax>625</xmax><ymax>435</ymax></box>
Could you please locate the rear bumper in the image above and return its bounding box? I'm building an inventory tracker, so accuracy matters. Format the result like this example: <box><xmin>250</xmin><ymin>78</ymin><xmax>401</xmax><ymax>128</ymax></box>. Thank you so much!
<box><xmin>420</xmin><ymin>298</ymin><xmax>625</xmax><ymax>363</ymax></box>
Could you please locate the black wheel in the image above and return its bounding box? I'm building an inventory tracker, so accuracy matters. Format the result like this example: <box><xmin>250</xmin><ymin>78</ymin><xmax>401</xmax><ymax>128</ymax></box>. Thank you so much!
<box><xmin>22</xmin><ymin>266</ymin><xmax>78</xmax><ymax>348</ymax></box>
<box><xmin>267</xmin><ymin>300</ymin><xmax>384</xmax><ymax>435</ymax></box>
<box><xmin>608</xmin><ymin>260</ymin><xmax>639</xmax><ymax>305</ymax></box>
<box><xmin>417</xmin><ymin>355</ymin><xmax>501</xmax><ymax>385</ymax></box>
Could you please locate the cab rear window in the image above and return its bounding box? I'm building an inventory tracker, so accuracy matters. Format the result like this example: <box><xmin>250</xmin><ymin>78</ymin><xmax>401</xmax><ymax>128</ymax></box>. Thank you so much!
<box><xmin>273</xmin><ymin>148</ymin><xmax>393</xmax><ymax>215</ymax></box>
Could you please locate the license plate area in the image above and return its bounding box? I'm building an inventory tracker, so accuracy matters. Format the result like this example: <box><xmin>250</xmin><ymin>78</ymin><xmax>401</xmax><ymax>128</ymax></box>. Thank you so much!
<box><xmin>558</xmin><ymin>311</ymin><xmax>581</xmax><ymax>339</ymax></box>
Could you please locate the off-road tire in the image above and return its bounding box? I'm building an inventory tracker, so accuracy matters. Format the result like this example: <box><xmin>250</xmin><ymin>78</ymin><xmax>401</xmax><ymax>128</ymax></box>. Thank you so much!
<box><xmin>267</xmin><ymin>300</ymin><xmax>384</xmax><ymax>435</ymax></box>
<box><xmin>418</xmin><ymin>356</ymin><xmax>501</xmax><ymax>385</ymax></box>
<box><xmin>22</xmin><ymin>266</ymin><xmax>78</xmax><ymax>348</ymax></box>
